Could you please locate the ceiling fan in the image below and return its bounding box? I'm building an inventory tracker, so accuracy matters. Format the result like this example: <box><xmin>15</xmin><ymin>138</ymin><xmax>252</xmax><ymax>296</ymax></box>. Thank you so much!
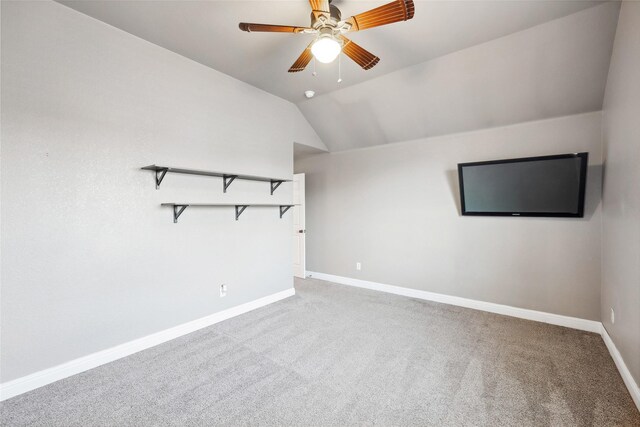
<box><xmin>239</xmin><ymin>0</ymin><xmax>415</xmax><ymax>73</ymax></box>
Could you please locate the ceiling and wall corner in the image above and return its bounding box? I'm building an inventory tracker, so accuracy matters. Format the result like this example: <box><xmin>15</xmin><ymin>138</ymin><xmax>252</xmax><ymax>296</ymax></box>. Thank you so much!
<box><xmin>290</xmin><ymin>105</ymin><xmax>328</xmax><ymax>153</ymax></box>
<box><xmin>297</xmin><ymin>1</ymin><xmax>621</xmax><ymax>152</ymax></box>
<box><xmin>57</xmin><ymin>1</ymin><xmax>618</xmax><ymax>154</ymax></box>
<box><xmin>294</xmin><ymin>142</ymin><xmax>328</xmax><ymax>162</ymax></box>
<box><xmin>57</xmin><ymin>0</ymin><xmax>604</xmax><ymax>103</ymax></box>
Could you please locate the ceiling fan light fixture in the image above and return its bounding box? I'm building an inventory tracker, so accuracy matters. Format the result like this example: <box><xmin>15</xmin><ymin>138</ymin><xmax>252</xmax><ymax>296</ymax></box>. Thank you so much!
<box><xmin>239</xmin><ymin>0</ymin><xmax>415</xmax><ymax>73</ymax></box>
<box><xmin>311</xmin><ymin>35</ymin><xmax>341</xmax><ymax>64</ymax></box>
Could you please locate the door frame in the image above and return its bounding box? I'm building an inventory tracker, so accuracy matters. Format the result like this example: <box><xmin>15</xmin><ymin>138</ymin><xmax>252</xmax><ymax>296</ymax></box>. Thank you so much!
<box><xmin>293</xmin><ymin>173</ymin><xmax>306</xmax><ymax>278</ymax></box>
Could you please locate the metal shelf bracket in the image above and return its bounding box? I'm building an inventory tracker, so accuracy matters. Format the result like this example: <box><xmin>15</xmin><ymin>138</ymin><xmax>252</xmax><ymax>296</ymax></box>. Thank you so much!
<box><xmin>235</xmin><ymin>205</ymin><xmax>248</xmax><ymax>221</ymax></box>
<box><xmin>223</xmin><ymin>175</ymin><xmax>238</xmax><ymax>193</ymax></box>
<box><xmin>155</xmin><ymin>168</ymin><xmax>169</xmax><ymax>189</ymax></box>
<box><xmin>143</xmin><ymin>165</ymin><xmax>291</xmax><ymax>195</ymax></box>
<box><xmin>279</xmin><ymin>205</ymin><xmax>292</xmax><ymax>218</ymax></box>
<box><xmin>173</xmin><ymin>205</ymin><xmax>188</xmax><ymax>223</ymax></box>
<box><xmin>270</xmin><ymin>180</ymin><xmax>283</xmax><ymax>195</ymax></box>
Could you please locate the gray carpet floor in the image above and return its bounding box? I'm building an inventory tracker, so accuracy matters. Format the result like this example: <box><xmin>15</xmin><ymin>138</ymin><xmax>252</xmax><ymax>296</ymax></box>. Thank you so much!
<box><xmin>1</xmin><ymin>278</ymin><xmax>638</xmax><ymax>426</ymax></box>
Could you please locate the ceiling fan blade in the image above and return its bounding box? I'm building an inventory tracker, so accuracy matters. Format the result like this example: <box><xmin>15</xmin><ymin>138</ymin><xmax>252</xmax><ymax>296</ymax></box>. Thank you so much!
<box><xmin>339</xmin><ymin>36</ymin><xmax>380</xmax><ymax>70</ymax></box>
<box><xmin>344</xmin><ymin>0</ymin><xmax>415</xmax><ymax>32</ymax></box>
<box><xmin>308</xmin><ymin>0</ymin><xmax>330</xmax><ymax>13</ymax></box>
<box><xmin>308</xmin><ymin>0</ymin><xmax>331</xmax><ymax>21</ymax></box>
<box><xmin>239</xmin><ymin>23</ymin><xmax>310</xmax><ymax>33</ymax></box>
<box><xmin>288</xmin><ymin>42</ymin><xmax>314</xmax><ymax>73</ymax></box>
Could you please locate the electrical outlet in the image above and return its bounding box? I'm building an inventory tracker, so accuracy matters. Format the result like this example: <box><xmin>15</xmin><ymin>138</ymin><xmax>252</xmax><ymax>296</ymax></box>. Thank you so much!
<box><xmin>220</xmin><ymin>284</ymin><xmax>227</xmax><ymax>298</ymax></box>
<box><xmin>356</xmin><ymin>262</ymin><xmax>361</xmax><ymax>271</ymax></box>
<box><xmin>610</xmin><ymin>308</ymin><xmax>615</xmax><ymax>324</ymax></box>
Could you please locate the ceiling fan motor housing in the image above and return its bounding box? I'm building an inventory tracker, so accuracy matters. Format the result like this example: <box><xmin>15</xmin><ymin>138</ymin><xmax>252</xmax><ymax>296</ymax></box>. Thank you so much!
<box><xmin>310</xmin><ymin>4</ymin><xmax>342</xmax><ymax>28</ymax></box>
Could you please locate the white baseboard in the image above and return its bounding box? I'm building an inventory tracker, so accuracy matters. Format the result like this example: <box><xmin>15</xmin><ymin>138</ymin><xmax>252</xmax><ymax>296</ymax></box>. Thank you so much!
<box><xmin>308</xmin><ymin>271</ymin><xmax>640</xmax><ymax>411</ymax></box>
<box><xmin>4</xmin><ymin>278</ymin><xmax>639</xmax><ymax>414</ymax></box>
<box><xmin>307</xmin><ymin>272</ymin><xmax>601</xmax><ymax>333</ymax></box>
<box><xmin>601</xmin><ymin>325</ymin><xmax>640</xmax><ymax>411</ymax></box>
<box><xmin>0</xmin><ymin>288</ymin><xmax>295</xmax><ymax>402</ymax></box>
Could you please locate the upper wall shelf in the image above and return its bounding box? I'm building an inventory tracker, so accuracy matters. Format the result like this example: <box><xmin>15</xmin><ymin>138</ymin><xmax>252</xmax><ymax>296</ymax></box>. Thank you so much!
<box><xmin>141</xmin><ymin>165</ymin><xmax>291</xmax><ymax>195</ymax></box>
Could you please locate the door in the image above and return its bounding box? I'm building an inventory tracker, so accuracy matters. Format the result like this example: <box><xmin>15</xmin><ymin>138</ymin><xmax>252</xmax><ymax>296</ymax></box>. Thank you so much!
<box><xmin>293</xmin><ymin>173</ymin><xmax>305</xmax><ymax>278</ymax></box>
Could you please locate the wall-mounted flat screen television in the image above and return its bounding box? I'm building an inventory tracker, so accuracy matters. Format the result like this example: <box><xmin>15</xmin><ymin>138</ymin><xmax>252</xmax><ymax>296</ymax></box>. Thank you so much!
<box><xmin>458</xmin><ymin>153</ymin><xmax>588</xmax><ymax>217</ymax></box>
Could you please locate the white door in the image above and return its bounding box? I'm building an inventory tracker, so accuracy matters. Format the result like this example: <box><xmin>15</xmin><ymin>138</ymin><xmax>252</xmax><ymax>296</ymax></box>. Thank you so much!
<box><xmin>293</xmin><ymin>173</ymin><xmax>305</xmax><ymax>278</ymax></box>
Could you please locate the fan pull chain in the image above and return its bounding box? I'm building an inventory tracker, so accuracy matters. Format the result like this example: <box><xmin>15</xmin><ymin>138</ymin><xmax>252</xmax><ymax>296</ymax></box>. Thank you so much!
<box><xmin>312</xmin><ymin>58</ymin><xmax>317</xmax><ymax>77</ymax></box>
<box><xmin>337</xmin><ymin>54</ymin><xmax>343</xmax><ymax>84</ymax></box>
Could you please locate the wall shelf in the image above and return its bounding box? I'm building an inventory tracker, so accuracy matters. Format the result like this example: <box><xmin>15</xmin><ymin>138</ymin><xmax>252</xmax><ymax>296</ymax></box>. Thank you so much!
<box><xmin>161</xmin><ymin>203</ymin><xmax>295</xmax><ymax>223</ymax></box>
<box><xmin>142</xmin><ymin>165</ymin><xmax>291</xmax><ymax>195</ymax></box>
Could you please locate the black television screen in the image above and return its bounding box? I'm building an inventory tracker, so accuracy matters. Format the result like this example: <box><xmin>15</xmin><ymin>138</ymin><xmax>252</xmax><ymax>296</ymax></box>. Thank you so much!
<box><xmin>458</xmin><ymin>153</ymin><xmax>588</xmax><ymax>217</ymax></box>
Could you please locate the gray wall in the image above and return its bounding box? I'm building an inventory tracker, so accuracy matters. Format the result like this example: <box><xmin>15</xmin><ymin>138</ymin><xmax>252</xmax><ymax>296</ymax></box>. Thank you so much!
<box><xmin>0</xmin><ymin>1</ymin><xmax>307</xmax><ymax>382</ymax></box>
<box><xmin>601</xmin><ymin>1</ymin><xmax>640</xmax><ymax>387</ymax></box>
<box><xmin>296</xmin><ymin>112</ymin><xmax>603</xmax><ymax>320</ymax></box>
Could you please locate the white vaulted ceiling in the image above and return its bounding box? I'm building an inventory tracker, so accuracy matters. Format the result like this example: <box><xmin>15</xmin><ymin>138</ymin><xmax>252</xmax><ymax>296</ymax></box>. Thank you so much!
<box><xmin>58</xmin><ymin>1</ymin><xmax>620</xmax><ymax>151</ymax></box>
<box><xmin>299</xmin><ymin>2</ymin><xmax>621</xmax><ymax>151</ymax></box>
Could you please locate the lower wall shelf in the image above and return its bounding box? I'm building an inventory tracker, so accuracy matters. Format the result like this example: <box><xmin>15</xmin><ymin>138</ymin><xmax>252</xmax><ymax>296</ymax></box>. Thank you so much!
<box><xmin>160</xmin><ymin>203</ymin><xmax>295</xmax><ymax>223</ymax></box>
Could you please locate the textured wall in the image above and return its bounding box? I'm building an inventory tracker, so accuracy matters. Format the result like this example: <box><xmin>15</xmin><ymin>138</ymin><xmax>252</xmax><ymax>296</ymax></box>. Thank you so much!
<box><xmin>601</xmin><ymin>1</ymin><xmax>640</xmax><ymax>388</ymax></box>
<box><xmin>296</xmin><ymin>112</ymin><xmax>603</xmax><ymax>320</ymax></box>
<box><xmin>0</xmin><ymin>1</ymin><xmax>303</xmax><ymax>382</ymax></box>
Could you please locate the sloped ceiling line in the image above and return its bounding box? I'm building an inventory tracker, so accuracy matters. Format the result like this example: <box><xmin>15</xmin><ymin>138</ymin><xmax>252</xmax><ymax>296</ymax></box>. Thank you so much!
<box><xmin>57</xmin><ymin>1</ymin><xmax>617</xmax><ymax>153</ymax></box>
<box><xmin>296</xmin><ymin>2</ymin><xmax>620</xmax><ymax>152</ymax></box>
